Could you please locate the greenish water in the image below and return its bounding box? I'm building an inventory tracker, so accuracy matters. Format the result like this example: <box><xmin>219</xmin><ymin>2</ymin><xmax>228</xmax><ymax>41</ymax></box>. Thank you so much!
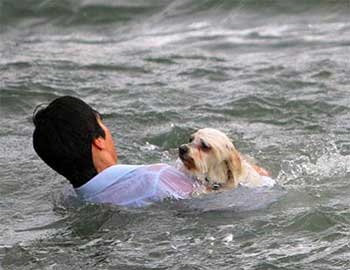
<box><xmin>1</xmin><ymin>0</ymin><xmax>350</xmax><ymax>269</ymax></box>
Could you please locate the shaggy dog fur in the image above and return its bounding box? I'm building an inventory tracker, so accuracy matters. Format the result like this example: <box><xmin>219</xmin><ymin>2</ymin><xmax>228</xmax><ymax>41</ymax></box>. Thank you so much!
<box><xmin>178</xmin><ymin>128</ymin><xmax>271</xmax><ymax>191</ymax></box>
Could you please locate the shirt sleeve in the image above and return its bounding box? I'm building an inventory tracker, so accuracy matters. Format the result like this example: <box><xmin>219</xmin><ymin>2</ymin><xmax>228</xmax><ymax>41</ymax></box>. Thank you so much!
<box><xmin>150</xmin><ymin>164</ymin><xmax>195</xmax><ymax>200</ymax></box>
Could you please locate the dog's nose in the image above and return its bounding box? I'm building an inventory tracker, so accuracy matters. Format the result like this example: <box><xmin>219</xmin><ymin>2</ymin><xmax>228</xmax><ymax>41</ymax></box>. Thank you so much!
<box><xmin>179</xmin><ymin>145</ymin><xmax>189</xmax><ymax>156</ymax></box>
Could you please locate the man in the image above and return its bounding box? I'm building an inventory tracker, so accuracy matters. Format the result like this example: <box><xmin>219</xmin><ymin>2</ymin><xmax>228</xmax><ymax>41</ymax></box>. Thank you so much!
<box><xmin>33</xmin><ymin>96</ymin><xmax>199</xmax><ymax>207</ymax></box>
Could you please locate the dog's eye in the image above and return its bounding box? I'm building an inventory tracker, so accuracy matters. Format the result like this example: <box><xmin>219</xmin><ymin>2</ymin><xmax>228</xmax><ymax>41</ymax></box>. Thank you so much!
<box><xmin>201</xmin><ymin>140</ymin><xmax>211</xmax><ymax>150</ymax></box>
<box><xmin>189</xmin><ymin>136</ymin><xmax>194</xmax><ymax>143</ymax></box>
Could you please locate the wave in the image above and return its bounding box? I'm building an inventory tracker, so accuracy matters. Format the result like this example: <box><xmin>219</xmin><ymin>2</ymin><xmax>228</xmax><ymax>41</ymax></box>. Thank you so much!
<box><xmin>195</xmin><ymin>96</ymin><xmax>348</xmax><ymax>129</ymax></box>
<box><xmin>1</xmin><ymin>0</ymin><xmax>350</xmax><ymax>28</ymax></box>
<box><xmin>0</xmin><ymin>0</ymin><xmax>164</xmax><ymax>27</ymax></box>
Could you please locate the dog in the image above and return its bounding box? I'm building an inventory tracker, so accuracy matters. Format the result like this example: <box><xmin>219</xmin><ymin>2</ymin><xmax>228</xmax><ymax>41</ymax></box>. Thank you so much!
<box><xmin>178</xmin><ymin>128</ymin><xmax>274</xmax><ymax>192</ymax></box>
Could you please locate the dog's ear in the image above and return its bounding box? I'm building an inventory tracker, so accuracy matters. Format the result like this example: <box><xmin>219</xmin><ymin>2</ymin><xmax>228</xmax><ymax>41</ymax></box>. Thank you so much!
<box><xmin>225</xmin><ymin>147</ymin><xmax>242</xmax><ymax>187</ymax></box>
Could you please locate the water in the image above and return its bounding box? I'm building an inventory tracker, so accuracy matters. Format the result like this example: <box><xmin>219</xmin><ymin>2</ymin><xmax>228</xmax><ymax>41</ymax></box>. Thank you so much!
<box><xmin>1</xmin><ymin>0</ymin><xmax>350</xmax><ymax>269</ymax></box>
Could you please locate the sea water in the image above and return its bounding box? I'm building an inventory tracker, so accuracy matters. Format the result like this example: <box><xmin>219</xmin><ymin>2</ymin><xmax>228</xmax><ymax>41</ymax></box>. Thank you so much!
<box><xmin>1</xmin><ymin>0</ymin><xmax>350</xmax><ymax>269</ymax></box>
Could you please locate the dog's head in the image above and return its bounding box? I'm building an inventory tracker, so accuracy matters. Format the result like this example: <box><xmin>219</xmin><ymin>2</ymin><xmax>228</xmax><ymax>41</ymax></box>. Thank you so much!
<box><xmin>178</xmin><ymin>128</ymin><xmax>242</xmax><ymax>190</ymax></box>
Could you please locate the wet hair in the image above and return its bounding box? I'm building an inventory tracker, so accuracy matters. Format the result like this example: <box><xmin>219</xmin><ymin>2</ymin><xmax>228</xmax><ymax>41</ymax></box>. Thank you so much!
<box><xmin>32</xmin><ymin>96</ymin><xmax>105</xmax><ymax>188</ymax></box>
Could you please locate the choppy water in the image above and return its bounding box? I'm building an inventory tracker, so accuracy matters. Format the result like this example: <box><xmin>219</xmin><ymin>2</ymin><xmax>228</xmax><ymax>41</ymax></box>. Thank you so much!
<box><xmin>1</xmin><ymin>0</ymin><xmax>350</xmax><ymax>269</ymax></box>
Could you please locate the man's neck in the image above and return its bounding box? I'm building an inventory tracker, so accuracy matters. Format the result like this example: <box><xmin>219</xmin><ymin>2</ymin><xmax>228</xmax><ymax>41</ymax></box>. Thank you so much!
<box><xmin>92</xmin><ymin>147</ymin><xmax>117</xmax><ymax>173</ymax></box>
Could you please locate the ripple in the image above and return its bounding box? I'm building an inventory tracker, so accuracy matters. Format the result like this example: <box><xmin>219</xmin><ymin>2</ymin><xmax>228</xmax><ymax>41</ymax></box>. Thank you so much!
<box><xmin>144</xmin><ymin>57</ymin><xmax>177</xmax><ymax>65</ymax></box>
<box><xmin>285</xmin><ymin>208</ymin><xmax>348</xmax><ymax>233</ymax></box>
<box><xmin>83</xmin><ymin>63</ymin><xmax>151</xmax><ymax>74</ymax></box>
<box><xmin>202</xmin><ymin>96</ymin><xmax>348</xmax><ymax>129</ymax></box>
<box><xmin>178</xmin><ymin>68</ymin><xmax>230</xmax><ymax>81</ymax></box>
<box><xmin>144</xmin><ymin>125</ymin><xmax>195</xmax><ymax>149</ymax></box>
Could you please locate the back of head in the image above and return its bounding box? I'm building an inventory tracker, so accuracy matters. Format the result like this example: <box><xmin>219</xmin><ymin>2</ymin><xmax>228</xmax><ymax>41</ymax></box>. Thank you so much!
<box><xmin>32</xmin><ymin>96</ymin><xmax>105</xmax><ymax>187</ymax></box>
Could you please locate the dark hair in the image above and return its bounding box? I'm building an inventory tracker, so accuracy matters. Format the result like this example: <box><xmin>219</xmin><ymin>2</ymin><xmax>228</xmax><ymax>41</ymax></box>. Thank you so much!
<box><xmin>32</xmin><ymin>96</ymin><xmax>105</xmax><ymax>188</ymax></box>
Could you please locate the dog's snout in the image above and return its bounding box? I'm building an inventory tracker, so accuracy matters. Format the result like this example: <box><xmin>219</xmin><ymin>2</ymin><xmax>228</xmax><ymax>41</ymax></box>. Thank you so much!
<box><xmin>179</xmin><ymin>145</ymin><xmax>189</xmax><ymax>156</ymax></box>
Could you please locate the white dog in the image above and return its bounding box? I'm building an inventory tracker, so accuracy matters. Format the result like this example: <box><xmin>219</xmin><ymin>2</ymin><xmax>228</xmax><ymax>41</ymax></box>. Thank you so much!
<box><xmin>178</xmin><ymin>128</ymin><xmax>274</xmax><ymax>192</ymax></box>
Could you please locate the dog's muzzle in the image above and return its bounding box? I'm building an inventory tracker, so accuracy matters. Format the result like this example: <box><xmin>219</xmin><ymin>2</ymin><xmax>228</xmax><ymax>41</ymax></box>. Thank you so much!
<box><xmin>179</xmin><ymin>144</ymin><xmax>196</xmax><ymax>170</ymax></box>
<box><xmin>178</xmin><ymin>144</ymin><xmax>189</xmax><ymax>158</ymax></box>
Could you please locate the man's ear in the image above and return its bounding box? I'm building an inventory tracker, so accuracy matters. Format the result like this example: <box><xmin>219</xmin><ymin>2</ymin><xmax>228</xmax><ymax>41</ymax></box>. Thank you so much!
<box><xmin>92</xmin><ymin>137</ymin><xmax>106</xmax><ymax>150</ymax></box>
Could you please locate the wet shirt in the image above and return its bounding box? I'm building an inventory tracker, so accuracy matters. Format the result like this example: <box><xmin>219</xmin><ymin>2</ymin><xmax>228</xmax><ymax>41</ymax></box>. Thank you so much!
<box><xmin>75</xmin><ymin>164</ymin><xmax>198</xmax><ymax>207</ymax></box>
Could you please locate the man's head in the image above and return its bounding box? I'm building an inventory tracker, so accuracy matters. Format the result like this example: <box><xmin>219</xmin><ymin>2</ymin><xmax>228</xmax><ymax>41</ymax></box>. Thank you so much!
<box><xmin>32</xmin><ymin>96</ymin><xmax>117</xmax><ymax>187</ymax></box>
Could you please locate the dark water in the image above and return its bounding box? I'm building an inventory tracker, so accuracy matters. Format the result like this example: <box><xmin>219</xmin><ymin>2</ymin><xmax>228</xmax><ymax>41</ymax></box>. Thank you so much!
<box><xmin>1</xmin><ymin>0</ymin><xmax>350</xmax><ymax>269</ymax></box>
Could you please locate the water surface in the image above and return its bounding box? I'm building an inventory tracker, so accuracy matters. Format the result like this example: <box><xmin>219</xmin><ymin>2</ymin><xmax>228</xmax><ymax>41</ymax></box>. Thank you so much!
<box><xmin>1</xmin><ymin>0</ymin><xmax>350</xmax><ymax>269</ymax></box>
